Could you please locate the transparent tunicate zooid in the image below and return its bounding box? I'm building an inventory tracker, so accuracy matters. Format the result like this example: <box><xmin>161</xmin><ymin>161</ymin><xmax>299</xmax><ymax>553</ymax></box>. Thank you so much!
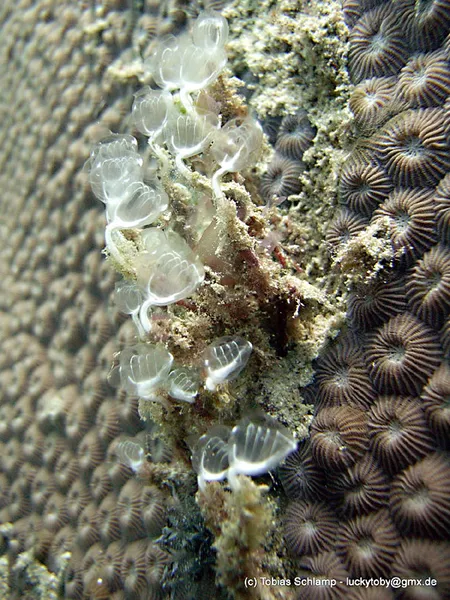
<box><xmin>227</xmin><ymin>416</ymin><xmax>297</xmax><ymax>489</ymax></box>
<box><xmin>115</xmin><ymin>281</ymin><xmax>144</xmax><ymax>315</ymax></box>
<box><xmin>104</xmin><ymin>178</ymin><xmax>171</xmax><ymax>266</ymax></box>
<box><xmin>147</xmin><ymin>34</ymin><xmax>186</xmax><ymax>92</ymax></box>
<box><xmin>87</xmin><ymin>134</ymin><xmax>139</xmax><ymax>171</ymax></box>
<box><xmin>119</xmin><ymin>343</ymin><xmax>173</xmax><ymax>400</ymax></box>
<box><xmin>192</xmin><ymin>11</ymin><xmax>229</xmax><ymax>50</ymax></box>
<box><xmin>108</xmin><ymin>180</ymin><xmax>169</xmax><ymax>228</ymax></box>
<box><xmin>131</xmin><ymin>87</ymin><xmax>174</xmax><ymax>177</ymax></box>
<box><xmin>178</xmin><ymin>42</ymin><xmax>227</xmax><ymax>96</ymax></box>
<box><xmin>86</xmin><ymin>134</ymin><xmax>143</xmax><ymax>204</ymax></box>
<box><xmin>147</xmin><ymin>13</ymin><xmax>228</xmax><ymax>96</ymax></box>
<box><xmin>86</xmin><ymin>134</ymin><xmax>146</xmax><ymax>266</ymax></box>
<box><xmin>167</xmin><ymin>367</ymin><xmax>201</xmax><ymax>403</ymax></box>
<box><xmin>210</xmin><ymin>117</ymin><xmax>263</xmax><ymax>201</ymax></box>
<box><xmin>166</xmin><ymin>111</ymin><xmax>217</xmax><ymax>178</ymax></box>
<box><xmin>114</xmin><ymin>281</ymin><xmax>146</xmax><ymax>338</ymax></box>
<box><xmin>135</xmin><ymin>229</ymin><xmax>205</xmax><ymax>332</ymax></box>
<box><xmin>148</xmin><ymin>250</ymin><xmax>204</xmax><ymax>305</ymax></box>
<box><xmin>213</xmin><ymin>117</ymin><xmax>263</xmax><ymax>171</ymax></box>
<box><xmin>202</xmin><ymin>335</ymin><xmax>252</xmax><ymax>391</ymax></box>
<box><xmin>115</xmin><ymin>439</ymin><xmax>146</xmax><ymax>473</ymax></box>
<box><xmin>132</xmin><ymin>87</ymin><xmax>174</xmax><ymax>138</ymax></box>
<box><xmin>191</xmin><ymin>425</ymin><xmax>231</xmax><ymax>491</ymax></box>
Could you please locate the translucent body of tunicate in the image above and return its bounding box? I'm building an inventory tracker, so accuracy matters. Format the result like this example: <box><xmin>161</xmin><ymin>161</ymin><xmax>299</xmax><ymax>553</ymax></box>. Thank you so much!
<box><xmin>119</xmin><ymin>343</ymin><xmax>173</xmax><ymax>400</ymax></box>
<box><xmin>202</xmin><ymin>336</ymin><xmax>253</xmax><ymax>391</ymax></box>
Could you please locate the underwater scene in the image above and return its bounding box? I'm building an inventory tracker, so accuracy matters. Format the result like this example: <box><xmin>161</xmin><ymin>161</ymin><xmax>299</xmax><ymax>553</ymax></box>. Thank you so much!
<box><xmin>0</xmin><ymin>0</ymin><xmax>450</xmax><ymax>598</ymax></box>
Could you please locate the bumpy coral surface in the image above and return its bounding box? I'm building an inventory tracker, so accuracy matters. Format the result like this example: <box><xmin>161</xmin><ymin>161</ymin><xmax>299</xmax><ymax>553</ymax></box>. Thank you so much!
<box><xmin>286</xmin><ymin>1</ymin><xmax>450</xmax><ymax>598</ymax></box>
<box><xmin>0</xmin><ymin>1</ymin><xmax>191</xmax><ymax>597</ymax></box>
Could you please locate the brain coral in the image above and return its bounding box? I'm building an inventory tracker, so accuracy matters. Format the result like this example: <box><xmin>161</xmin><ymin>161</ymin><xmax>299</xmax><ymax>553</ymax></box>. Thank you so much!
<box><xmin>287</xmin><ymin>0</ymin><xmax>450</xmax><ymax>595</ymax></box>
<box><xmin>0</xmin><ymin>0</ymin><xmax>180</xmax><ymax>597</ymax></box>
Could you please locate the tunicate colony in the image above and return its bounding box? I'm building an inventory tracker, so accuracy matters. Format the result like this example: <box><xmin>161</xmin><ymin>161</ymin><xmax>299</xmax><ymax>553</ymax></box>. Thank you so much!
<box><xmin>87</xmin><ymin>11</ymin><xmax>297</xmax><ymax>487</ymax></box>
<box><xmin>192</xmin><ymin>416</ymin><xmax>298</xmax><ymax>491</ymax></box>
<box><xmin>86</xmin><ymin>13</ymin><xmax>254</xmax><ymax>394</ymax></box>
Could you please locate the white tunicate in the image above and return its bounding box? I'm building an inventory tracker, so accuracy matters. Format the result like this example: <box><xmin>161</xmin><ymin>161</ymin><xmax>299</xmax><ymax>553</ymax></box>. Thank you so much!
<box><xmin>147</xmin><ymin>13</ymin><xmax>228</xmax><ymax>93</ymax></box>
<box><xmin>202</xmin><ymin>336</ymin><xmax>253</xmax><ymax>391</ymax></box>
<box><xmin>227</xmin><ymin>417</ymin><xmax>297</xmax><ymax>488</ymax></box>
<box><xmin>179</xmin><ymin>42</ymin><xmax>227</xmax><ymax>91</ymax></box>
<box><xmin>191</xmin><ymin>426</ymin><xmax>231</xmax><ymax>491</ymax></box>
<box><xmin>147</xmin><ymin>34</ymin><xmax>186</xmax><ymax>91</ymax></box>
<box><xmin>166</xmin><ymin>112</ymin><xmax>215</xmax><ymax>158</ymax></box>
<box><xmin>87</xmin><ymin>134</ymin><xmax>143</xmax><ymax>203</ymax></box>
<box><xmin>211</xmin><ymin>117</ymin><xmax>263</xmax><ymax>172</ymax></box>
<box><xmin>90</xmin><ymin>154</ymin><xmax>143</xmax><ymax>205</ymax></box>
<box><xmin>114</xmin><ymin>281</ymin><xmax>144</xmax><ymax>315</ymax></box>
<box><xmin>167</xmin><ymin>367</ymin><xmax>201</xmax><ymax>403</ymax></box>
<box><xmin>119</xmin><ymin>342</ymin><xmax>173</xmax><ymax>399</ymax></box>
<box><xmin>111</xmin><ymin>281</ymin><xmax>150</xmax><ymax>340</ymax></box>
<box><xmin>132</xmin><ymin>87</ymin><xmax>174</xmax><ymax>138</ymax></box>
<box><xmin>191</xmin><ymin>415</ymin><xmax>297</xmax><ymax>491</ymax></box>
<box><xmin>138</xmin><ymin>227</ymin><xmax>168</xmax><ymax>257</ymax></box>
<box><xmin>115</xmin><ymin>439</ymin><xmax>146</xmax><ymax>473</ymax></box>
<box><xmin>90</xmin><ymin>134</ymin><xmax>139</xmax><ymax>161</ymax></box>
<box><xmin>147</xmin><ymin>252</ymin><xmax>204</xmax><ymax>305</ymax></box>
<box><xmin>111</xmin><ymin>180</ymin><xmax>169</xmax><ymax>228</ymax></box>
<box><xmin>192</xmin><ymin>11</ymin><xmax>229</xmax><ymax>50</ymax></box>
<box><xmin>136</xmin><ymin>229</ymin><xmax>205</xmax><ymax>306</ymax></box>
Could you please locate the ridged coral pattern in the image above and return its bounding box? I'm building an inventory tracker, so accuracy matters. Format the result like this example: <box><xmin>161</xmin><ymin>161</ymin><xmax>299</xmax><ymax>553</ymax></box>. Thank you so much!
<box><xmin>0</xmin><ymin>1</ymin><xmax>187</xmax><ymax>597</ymax></box>
<box><xmin>285</xmin><ymin>1</ymin><xmax>450</xmax><ymax>596</ymax></box>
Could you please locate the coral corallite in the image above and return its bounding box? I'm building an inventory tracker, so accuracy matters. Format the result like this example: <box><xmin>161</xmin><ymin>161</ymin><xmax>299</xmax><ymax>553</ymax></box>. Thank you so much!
<box><xmin>339</xmin><ymin>160</ymin><xmax>392</xmax><ymax>217</ymax></box>
<box><xmin>120</xmin><ymin>540</ymin><xmax>154</xmax><ymax>599</ymax></box>
<box><xmin>117</xmin><ymin>480</ymin><xmax>146</xmax><ymax>541</ymax></box>
<box><xmin>435</xmin><ymin>172</ymin><xmax>450</xmax><ymax>243</ymax></box>
<box><xmin>396</xmin><ymin>50</ymin><xmax>450</xmax><ymax>107</ymax></box>
<box><xmin>349</xmin><ymin>76</ymin><xmax>397</xmax><ymax>130</ymax></box>
<box><xmin>314</xmin><ymin>338</ymin><xmax>376</xmax><ymax>410</ymax></box>
<box><xmin>400</xmin><ymin>0</ymin><xmax>450</xmax><ymax>51</ymax></box>
<box><xmin>347</xmin><ymin>277</ymin><xmax>407</xmax><ymax>331</ymax></box>
<box><xmin>310</xmin><ymin>406</ymin><xmax>368</xmax><ymax>471</ymax></box>
<box><xmin>328</xmin><ymin>453</ymin><xmax>390</xmax><ymax>518</ymax></box>
<box><xmin>297</xmin><ymin>552</ymin><xmax>349</xmax><ymax>599</ymax></box>
<box><xmin>421</xmin><ymin>364</ymin><xmax>450</xmax><ymax>449</ymax></box>
<box><xmin>326</xmin><ymin>209</ymin><xmax>368</xmax><ymax>247</ymax></box>
<box><xmin>260</xmin><ymin>154</ymin><xmax>304</xmax><ymax>201</ymax></box>
<box><xmin>371</xmin><ymin>187</ymin><xmax>437</xmax><ymax>267</ymax></box>
<box><xmin>284</xmin><ymin>499</ymin><xmax>338</xmax><ymax>556</ymax></box>
<box><xmin>336</xmin><ymin>509</ymin><xmax>400</xmax><ymax>578</ymax></box>
<box><xmin>374</xmin><ymin>108</ymin><xmax>450</xmax><ymax>187</ymax></box>
<box><xmin>365</xmin><ymin>313</ymin><xmax>442</xmax><ymax>395</ymax></box>
<box><xmin>348</xmin><ymin>5</ymin><xmax>408</xmax><ymax>83</ymax></box>
<box><xmin>278</xmin><ymin>440</ymin><xmax>325</xmax><ymax>501</ymax></box>
<box><xmin>389</xmin><ymin>452</ymin><xmax>450</xmax><ymax>539</ymax></box>
<box><xmin>390</xmin><ymin>538</ymin><xmax>450</xmax><ymax>599</ymax></box>
<box><xmin>367</xmin><ymin>396</ymin><xmax>434</xmax><ymax>474</ymax></box>
<box><xmin>275</xmin><ymin>111</ymin><xmax>317</xmax><ymax>160</ymax></box>
<box><xmin>405</xmin><ymin>244</ymin><xmax>450</xmax><ymax>328</ymax></box>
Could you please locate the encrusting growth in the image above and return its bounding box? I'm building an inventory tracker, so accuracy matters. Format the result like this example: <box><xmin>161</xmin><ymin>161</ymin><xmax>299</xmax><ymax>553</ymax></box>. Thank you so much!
<box><xmin>85</xmin><ymin>9</ymin><xmax>305</xmax><ymax>599</ymax></box>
